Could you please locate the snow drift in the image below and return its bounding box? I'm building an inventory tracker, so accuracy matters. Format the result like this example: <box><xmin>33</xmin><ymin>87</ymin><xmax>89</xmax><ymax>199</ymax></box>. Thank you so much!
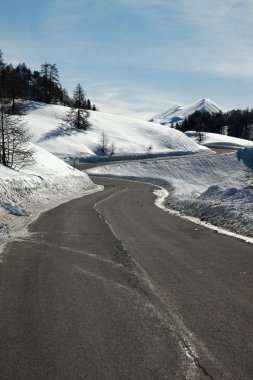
<box><xmin>185</xmin><ymin>131</ymin><xmax>253</xmax><ymax>149</ymax></box>
<box><xmin>0</xmin><ymin>143</ymin><xmax>99</xmax><ymax>254</ymax></box>
<box><xmin>88</xmin><ymin>149</ymin><xmax>253</xmax><ymax>239</ymax></box>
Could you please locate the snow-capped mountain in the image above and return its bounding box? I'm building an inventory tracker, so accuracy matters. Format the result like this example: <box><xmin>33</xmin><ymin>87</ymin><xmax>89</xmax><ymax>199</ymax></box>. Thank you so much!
<box><xmin>150</xmin><ymin>98</ymin><xmax>223</xmax><ymax>126</ymax></box>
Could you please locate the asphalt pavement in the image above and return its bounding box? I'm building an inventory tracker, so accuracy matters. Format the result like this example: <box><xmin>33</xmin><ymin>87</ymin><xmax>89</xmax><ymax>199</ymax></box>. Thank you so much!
<box><xmin>0</xmin><ymin>176</ymin><xmax>252</xmax><ymax>379</ymax></box>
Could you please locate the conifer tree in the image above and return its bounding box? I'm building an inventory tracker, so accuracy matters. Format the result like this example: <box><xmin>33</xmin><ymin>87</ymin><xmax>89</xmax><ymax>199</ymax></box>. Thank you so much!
<box><xmin>40</xmin><ymin>63</ymin><xmax>60</xmax><ymax>104</ymax></box>
<box><xmin>86</xmin><ymin>99</ymin><xmax>91</xmax><ymax>110</ymax></box>
<box><xmin>62</xmin><ymin>88</ymin><xmax>71</xmax><ymax>106</ymax></box>
<box><xmin>0</xmin><ymin>49</ymin><xmax>5</xmax><ymax>71</ymax></box>
<box><xmin>4</xmin><ymin>69</ymin><xmax>24</xmax><ymax>113</ymax></box>
<box><xmin>0</xmin><ymin>49</ymin><xmax>98</xmax><ymax>112</ymax></box>
<box><xmin>65</xmin><ymin>84</ymin><xmax>91</xmax><ymax>130</ymax></box>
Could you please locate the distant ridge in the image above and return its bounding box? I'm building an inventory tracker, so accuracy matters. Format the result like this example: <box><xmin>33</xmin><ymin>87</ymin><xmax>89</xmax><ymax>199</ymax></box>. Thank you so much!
<box><xmin>150</xmin><ymin>98</ymin><xmax>223</xmax><ymax>126</ymax></box>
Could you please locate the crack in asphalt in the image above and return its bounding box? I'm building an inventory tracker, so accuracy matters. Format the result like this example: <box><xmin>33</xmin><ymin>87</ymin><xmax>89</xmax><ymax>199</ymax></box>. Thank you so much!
<box><xmin>19</xmin><ymin>238</ymin><xmax>125</xmax><ymax>269</ymax></box>
<box><xmin>132</xmin><ymin>257</ymin><xmax>220</xmax><ymax>380</ymax></box>
<box><xmin>18</xmin><ymin>181</ymin><xmax>231</xmax><ymax>379</ymax></box>
<box><xmin>92</xmin><ymin>184</ymin><xmax>220</xmax><ymax>380</ymax></box>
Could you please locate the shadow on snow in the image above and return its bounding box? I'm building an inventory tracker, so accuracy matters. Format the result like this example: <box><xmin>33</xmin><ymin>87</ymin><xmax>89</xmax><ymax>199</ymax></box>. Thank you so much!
<box><xmin>37</xmin><ymin>123</ymin><xmax>86</xmax><ymax>142</ymax></box>
<box><xmin>237</xmin><ymin>148</ymin><xmax>253</xmax><ymax>170</ymax></box>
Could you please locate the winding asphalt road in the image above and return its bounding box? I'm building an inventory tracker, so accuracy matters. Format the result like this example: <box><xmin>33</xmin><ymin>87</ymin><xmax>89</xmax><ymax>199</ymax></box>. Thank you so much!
<box><xmin>0</xmin><ymin>176</ymin><xmax>252</xmax><ymax>379</ymax></box>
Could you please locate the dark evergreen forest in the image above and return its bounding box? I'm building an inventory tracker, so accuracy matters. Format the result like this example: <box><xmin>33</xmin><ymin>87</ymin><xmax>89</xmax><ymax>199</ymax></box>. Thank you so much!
<box><xmin>177</xmin><ymin>108</ymin><xmax>253</xmax><ymax>141</ymax></box>
<box><xmin>0</xmin><ymin>49</ymin><xmax>97</xmax><ymax>113</ymax></box>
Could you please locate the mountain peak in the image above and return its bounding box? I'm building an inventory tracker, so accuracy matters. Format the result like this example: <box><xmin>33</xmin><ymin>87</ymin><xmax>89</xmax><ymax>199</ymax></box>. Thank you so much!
<box><xmin>150</xmin><ymin>98</ymin><xmax>222</xmax><ymax>125</ymax></box>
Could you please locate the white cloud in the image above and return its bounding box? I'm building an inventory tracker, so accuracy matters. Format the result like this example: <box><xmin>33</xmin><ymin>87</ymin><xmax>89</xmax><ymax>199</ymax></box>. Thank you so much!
<box><xmin>104</xmin><ymin>0</ymin><xmax>253</xmax><ymax>80</ymax></box>
<box><xmin>88</xmin><ymin>82</ymin><xmax>181</xmax><ymax>119</ymax></box>
<box><xmin>40</xmin><ymin>0</ymin><xmax>92</xmax><ymax>35</ymax></box>
<box><xmin>5</xmin><ymin>0</ymin><xmax>251</xmax><ymax>81</ymax></box>
<box><xmin>1</xmin><ymin>0</ymin><xmax>252</xmax><ymax>118</ymax></box>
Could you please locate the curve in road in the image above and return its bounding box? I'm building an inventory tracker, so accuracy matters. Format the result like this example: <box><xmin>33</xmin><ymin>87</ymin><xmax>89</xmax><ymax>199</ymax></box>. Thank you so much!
<box><xmin>0</xmin><ymin>177</ymin><xmax>252</xmax><ymax>380</ymax></box>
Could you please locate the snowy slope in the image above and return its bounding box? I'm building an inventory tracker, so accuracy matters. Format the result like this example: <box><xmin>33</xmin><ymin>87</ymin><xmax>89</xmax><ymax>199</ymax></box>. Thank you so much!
<box><xmin>88</xmin><ymin>149</ymin><xmax>253</xmax><ymax>239</ymax></box>
<box><xmin>185</xmin><ymin>131</ymin><xmax>253</xmax><ymax>149</ymax></box>
<box><xmin>150</xmin><ymin>98</ymin><xmax>222</xmax><ymax>125</ymax></box>
<box><xmin>24</xmin><ymin>102</ymin><xmax>209</xmax><ymax>161</ymax></box>
<box><xmin>0</xmin><ymin>143</ymin><xmax>98</xmax><ymax>255</ymax></box>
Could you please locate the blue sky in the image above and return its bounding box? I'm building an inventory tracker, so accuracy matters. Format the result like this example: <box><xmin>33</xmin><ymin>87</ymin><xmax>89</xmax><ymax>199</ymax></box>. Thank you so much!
<box><xmin>0</xmin><ymin>0</ymin><xmax>252</xmax><ymax>119</ymax></box>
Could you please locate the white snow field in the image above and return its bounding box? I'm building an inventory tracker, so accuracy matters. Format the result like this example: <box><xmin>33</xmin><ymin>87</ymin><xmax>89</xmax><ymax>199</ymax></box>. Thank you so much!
<box><xmin>88</xmin><ymin>148</ymin><xmax>253</xmax><ymax>240</ymax></box>
<box><xmin>2</xmin><ymin>100</ymin><xmax>252</xmax><ymax>253</ymax></box>
<box><xmin>150</xmin><ymin>98</ymin><xmax>222</xmax><ymax>126</ymax></box>
<box><xmin>185</xmin><ymin>131</ymin><xmax>253</xmax><ymax>149</ymax></box>
<box><xmin>0</xmin><ymin>101</ymin><xmax>212</xmax><ymax>255</ymax></box>
<box><xmin>24</xmin><ymin>102</ymin><xmax>209</xmax><ymax>161</ymax></box>
<box><xmin>0</xmin><ymin>143</ymin><xmax>100</xmax><ymax>256</ymax></box>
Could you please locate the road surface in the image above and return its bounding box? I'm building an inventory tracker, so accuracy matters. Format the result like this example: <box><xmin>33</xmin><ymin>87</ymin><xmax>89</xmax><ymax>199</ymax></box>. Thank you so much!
<box><xmin>0</xmin><ymin>176</ymin><xmax>252</xmax><ymax>379</ymax></box>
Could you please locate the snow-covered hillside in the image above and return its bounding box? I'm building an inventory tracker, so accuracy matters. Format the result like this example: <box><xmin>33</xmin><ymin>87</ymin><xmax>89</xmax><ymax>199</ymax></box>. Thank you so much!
<box><xmin>0</xmin><ymin>101</ymin><xmax>213</xmax><ymax>253</ymax></box>
<box><xmin>150</xmin><ymin>98</ymin><xmax>222</xmax><ymax>126</ymax></box>
<box><xmin>24</xmin><ymin>102</ymin><xmax>208</xmax><ymax>161</ymax></box>
<box><xmin>88</xmin><ymin>149</ymin><xmax>253</xmax><ymax>240</ymax></box>
<box><xmin>185</xmin><ymin>131</ymin><xmax>253</xmax><ymax>149</ymax></box>
<box><xmin>0</xmin><ymin>143</ymin><xmax>99</xmax><ymax>255</ymax></box>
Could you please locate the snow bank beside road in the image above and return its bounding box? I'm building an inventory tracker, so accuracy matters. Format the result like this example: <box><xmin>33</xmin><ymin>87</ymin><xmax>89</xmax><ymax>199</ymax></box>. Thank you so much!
<box><xmin>88</xmin><ymin>149</ymin><xmax>253</xmax><ymax>239</ymax></box>
<box><xmin>0</xmin><ymin>143</ymin><xmax>99</xmax><ymax>255</ymax></box>
<box><xmin>185</xmin><ymin>131</ymin><xmax>253</xmax><ymax>149</ymax></box>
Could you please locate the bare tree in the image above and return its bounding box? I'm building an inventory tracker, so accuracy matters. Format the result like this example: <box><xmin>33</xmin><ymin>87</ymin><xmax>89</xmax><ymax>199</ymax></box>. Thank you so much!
<box><xmin>98</xmin><ymin>132</ymin><xmax>116</xmax><ymax>156</ymax></box>
<box><xmin>99</xmin><ymin>131</ymin><xmax>110</xmax><ymax>154</ymax></box>
<box><xmin>195</xmin><ymin>121</ymin><xmax>206</xmax><ymax>143</ymax></box>
<box><xmin>147</xmin><ymin>144</ymin><xmax>153</xmax><ymax>152</ymax></box>
<box><xmin>0</xmin><ymin>98</ymin><xmax>35</xmax><ymax>170</ymax></box>
<box><xmin>195</xmin><ymin>131</ymin><xmax>206</xmax><ymax>143</ymax></box>
<box><xmin>109</xmin><ymin>141</ymin><xmax>116</xmax><ymax>156</ymax></box>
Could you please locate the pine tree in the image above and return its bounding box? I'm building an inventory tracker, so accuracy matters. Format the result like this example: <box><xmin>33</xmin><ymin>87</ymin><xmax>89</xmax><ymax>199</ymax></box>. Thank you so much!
<box><xmin>62</xmin><ymin>88</ymin><xmax>71</xmax><ymax>106</ymax></box>
<box><xmin>65</xmin><ymin>84</ymin><xmax>91</xmax><ymax>130</ymax></box>
<box><xmin>0</xmin><ymin>50</ymin><xmax>97</xmax><ymax>111</ymax></box>
<box><xmin>0</xmin><ymin>50</ymin><xmax>5</xmax><ymax>100</ymax></box>
<box><xmin>4</xmin><ymin>69</ymin><xmax>25</xmax><ymax>113</ymax></box>
<box><xmin>0</xmin><ymin>49</ymin><xmax>5</xmax><ymax>71</ymax></box>
<box><xmin>16</xmin><ymin>63</ymin><xmax>32</xmax><ymax>100</ymax></box>
<box><xmin>86</xmin><ymin>99</ymin><xmax>91</xmax><ymax>110</ymax></box>
<box><xmin>40</xmin><ymin>63</ymin><xmax>60</xmax><ymax>104</ymax></box>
